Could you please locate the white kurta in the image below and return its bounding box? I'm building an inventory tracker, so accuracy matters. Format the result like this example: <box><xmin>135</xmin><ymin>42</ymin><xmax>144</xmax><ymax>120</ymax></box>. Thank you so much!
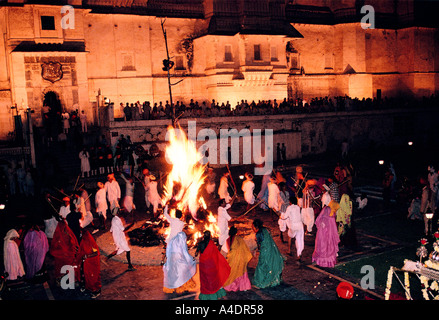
<box><xmin>268</xmin><ymin>182</ymin><xmax>281</xmax><ymax>211</ymax></box>
<box><xmin>218</xmin><ymin>176</ymin><xmax>231</xmax><ymax>202</ymax></box>
<box><xmin>59</xmin><ymin>205</ymin><xmax>70</xmax><ymax>219</ymax></box>
<box><xmin>121</xmin><ymin>175</ymin><xmax>136</xmax><ymax>213</ymax></box>
<box><xmin>74</xmin><ymin>196</ymin><xmax>93</xmax><ymax>228</ymax></box>
<box><xmin>143</xmin><ymin>175</ymin><xmax>150</xmax><ymax>207</ymax></box>
<box><xmin>3</xmin><ymin>230</ymin><xmax>25</xmax><ymax>280</ymax></box>
<box><xmin>95</xmin><ymin>188</ymin><xmax>108</xmax><ymax>217</ymax></box>
<box><xmin>44</xmin><ymin>217</ymin><xmax>58</xmax><ymax>239</ymax></box>
<box><xmin>148</xmin><ymin>181</ymin><xmax>161</xmax><ymax>214</ymax></box>
<box><xmin>62</xmin><ymin>113</ymin><xmax>70</xmax><ymax>130</ymax></box>
<box><xmin>321</xmin><ymin>191</ymin><xmax>331</xmax><ymax>207</ymax></box>
<box><xmin>282</xmin><ymin>204</ymin><xmax>304</xmax><ymax>257</ymax></box>
<box><xmin>163</xmin><ymin>207</ymin><xmax>185</xmax><ymax>244</ymax></box>
<box><xmin>110</xmin><ymin>216</ymin><xmax>130</xmax><ymax>255</ymax></box>
<box><xmin>105</xmin><ymin>180</ymin><xmax>121</xmax><ymax>211</ymax></box>
<box><xmin>217</xmin><ymin>204</ymin><xmax>232</xmax><ymax>249</ymax></box>
<box><xmin>283</xmin><ymin>204</ymin><xmax>304</xmax><ymax>236</ymax></box>
<box><xmin>242</xmin><ymin>180</ymin><xmax>255</xmax><ymax>205</ymax></box>
<box><xmin>301</xmin><ymin>190</ymin><xmax>315</xmax><ymax>233</ymax></box>
<box><xmin>79</xmin><ymin>151</ymin><xmax>90</xmax><ymax>173</ymax></box>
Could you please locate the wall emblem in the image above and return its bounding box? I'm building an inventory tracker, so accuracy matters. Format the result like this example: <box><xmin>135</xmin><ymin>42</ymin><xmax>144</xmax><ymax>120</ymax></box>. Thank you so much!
<box><xmin>41</xmin><ymin>61</ymin><xmax>63</xmax><ymax>83</ymax></box>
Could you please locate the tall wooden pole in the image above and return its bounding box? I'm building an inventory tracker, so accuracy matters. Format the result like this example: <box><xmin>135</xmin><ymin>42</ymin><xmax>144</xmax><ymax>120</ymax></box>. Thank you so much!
<box><xmin>161</xmin><ymin>19</ymin><xmax>175</xmax><ymax>127</ymax></box>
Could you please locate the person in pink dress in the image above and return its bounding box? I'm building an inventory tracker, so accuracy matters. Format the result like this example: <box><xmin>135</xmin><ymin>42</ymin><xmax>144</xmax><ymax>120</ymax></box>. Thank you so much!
<box><xmin>312</xmin><ymin>206</ymin><xmax>340</xmax><ymax>268</ymax></box>
<box><xmin>23</xmin><ymin>225</ymin><xmax>49</xmax><ymax>279</ymax></box>
<box><xmin>3</xmin><ymin>229</ymin><xmax>25</xmax><ymax>280</ymax></box>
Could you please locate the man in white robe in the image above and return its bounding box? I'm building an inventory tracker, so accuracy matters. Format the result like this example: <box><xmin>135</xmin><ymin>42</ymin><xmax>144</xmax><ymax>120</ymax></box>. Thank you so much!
<box><xmin>282</xmin><ymin>197</ymin><xmax>304</xmax><ymax>262</ymax></box>
<box><xmin>241</xmin><ymin>173</ymin><xmax>255</xmax><ymax>209</ymax></box>
<box><xmin>162</xmin><ymin>205</ymin><xmax>185</xmax><ymax>244</ymax></box>
<box><xmin>142</xmin><ymin>169</ymin><xmax>151</xmax><ymax>211</ymax></box>
<box><xmin>218</xmin><ymin>172</ymin><xmax>231</xmax><ymax>203</ymax></box>
<box><xmin>301</xmin><ymin>185</ymin><xmax>315</xmax><ymax>235</ymax></box>
<box><xmin>204</xmin><ymin>168</ymin><xmax>216</xmax><ymax>195</ymax></box>
<box><xmin>3</xmin><ymin>229</ymin><xmax>25</xmax><ymax>280</ymax></box>
<box><xmin>268</xmin><ymin>178</ymin><xmax>281</xmax><ymax>212</ymax></box>
<box><xmin>80</xmin><ymin>110</ymin><xmax>87</xmax><ymax>133</ymax></box>
<box><xmin>95</xmin><ymin>182</ymin><xmax>108</xmax><ymax>229</ymax></box>
<box><xmin>105</xmin><ymin>173</ymin><xmax>121</xmax><ymax>216</ymax></box>
<box><xmin>79</xmin><ymin>148</ymin><xmax>90</xmax><ymax>178</ymax></box>
<box><xmin>73</xmin><ymin>191</ymin><xmax>93</xmax><ymax>229</ymax></box>
<box><xmin>108</xmin><ymin>212</ymin><xmax>135</xmax><ymax>271</ymax></box>
<box><xmin>80</xmin><ymin>188</ymin><xmax>94</xmax><ymax>228</ymax></box>
<box><xmin>148</xmin><ymin>175</ymin><xmax>161</xmax><ymax>217</ymax></box>
<box><xmin>59</xmin><ymin>197</ymin><xmax>71</xmax><ymax>219</ymax></box>
<box><xmin>217</xmin><ymin>198</ymin><xmax>233</xmax><ymax>252</ymax></box>
<box><xmin>120</xmin><ymin>173</ymin><xmax>136</xmax><ymax>214</ymax></box>
<box><xmin>62</xmin><ymin>111</ymin><xmax>70</xmax><ymax>134</ymax></box>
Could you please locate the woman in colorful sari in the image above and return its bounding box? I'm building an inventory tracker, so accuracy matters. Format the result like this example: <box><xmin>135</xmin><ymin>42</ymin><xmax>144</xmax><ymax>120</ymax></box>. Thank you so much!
<box><xmin>257</xmin><ymin>172</ymin><xmax>271</xmax><ymax>210</ymax></box>
<box><xmin>312</xmin><ymin>206</ymin><xmax>340</xmax><ymax>268</ymax></box>
<box><xmin>336</xmin><ymin>194</ymin><xmax>357</xmax><ymax>247</ymax></box>
<box><xmin>224</xmin><ymin>226</ymin><xmax>253</xmax><ymax>292</ymax></box>
<box><xmin>163</xmin><ymin>230</ymin><xmax>197</xmax><ymax>294</ymax></box>
<box><xmin>23</xmin><ymin>225</ymin><xmax>49</xmax><ymax>279</ymax></box>
<box><xmin>252</xmin><ymin>219</ymin><xmax>285</xmax><ymax>288</ymax></box>
<box><xmin>328</xmin><ymin>199</ymin><xmax>340</xmax><ymax>218</ymax></box>
<box><xmin>76</xmin><ymin>230</ymin><xmax>101</xmax><ymax>298</ymax></box>
<box><xmin>195</xmin><ymin>231</ymin><xmax>231</xmax><ymax>300</ymax></box>
<box><xmin>336</xmin><ymin>194</ymin><xmax>353</xmax><ymax>237</ymax></box>
<box><xmin>49</xmin><ymin>220</ymin><xmax>79</xmax><ymax>280</ymax></box>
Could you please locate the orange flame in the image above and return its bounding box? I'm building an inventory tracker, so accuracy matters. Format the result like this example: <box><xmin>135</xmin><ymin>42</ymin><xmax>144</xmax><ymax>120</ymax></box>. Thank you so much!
<box><xmin>160</xmin><ymin>125</ymin><xmax>220</xmax><ymax>246</ymax></box>
<box><xmin>162</xmin><ymin>125</ymin><xmax>206</xmax><ymax>219</ymax></box>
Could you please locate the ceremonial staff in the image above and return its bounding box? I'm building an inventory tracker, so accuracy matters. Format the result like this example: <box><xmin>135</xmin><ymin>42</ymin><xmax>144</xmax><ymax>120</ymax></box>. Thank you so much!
<box><xmin>226</xmin><ymin>164</ymin><xmax>237</xmax><ymax>196</ymax></box>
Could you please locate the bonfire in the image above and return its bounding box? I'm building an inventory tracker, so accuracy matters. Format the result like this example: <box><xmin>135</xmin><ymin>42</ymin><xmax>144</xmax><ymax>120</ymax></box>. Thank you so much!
<box><xmin>161</xmin><ymin>125</ymin><xmax>220</xmax><ymax>247</ymax></box>
<box><xmin>129</xmin><ymin>125</ymin><xmax>220</xmax><ymax>249</ymax></box>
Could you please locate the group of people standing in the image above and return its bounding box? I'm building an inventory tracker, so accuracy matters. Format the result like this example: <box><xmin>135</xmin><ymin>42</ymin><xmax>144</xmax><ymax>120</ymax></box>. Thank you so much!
<box><xmin>161</xmin><ymin>198</ymin><xmax>285</xmax><ymax>300</ymax></box>
<box><xmin>78</xmin><ymin>134</ymin><xmax>138</xmax><ymax>179</ymax></box>
<box><xmin>234</xmin><ymin>163</ymin><xmax>356</xmax><ymax>270</ymax></box>
<box><xmin>3</xmin><ymin>156</ymin><xmax>355</xmax><ymax>300</ymax></box>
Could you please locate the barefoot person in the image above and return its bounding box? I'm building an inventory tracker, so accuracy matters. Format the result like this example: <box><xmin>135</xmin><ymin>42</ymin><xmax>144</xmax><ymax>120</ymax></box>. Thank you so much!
<box><xmin>108</xmin><ymin>210</ymin><xmax>135</xmax><ymax>271</ymax></box>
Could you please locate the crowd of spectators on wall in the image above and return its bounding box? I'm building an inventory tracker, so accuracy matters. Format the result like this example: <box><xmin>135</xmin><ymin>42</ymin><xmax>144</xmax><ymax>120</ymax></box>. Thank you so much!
<box><xmin>116</xmin><ymin>94</ymin><xmax>439</xmax><ymax>121</ymax></box>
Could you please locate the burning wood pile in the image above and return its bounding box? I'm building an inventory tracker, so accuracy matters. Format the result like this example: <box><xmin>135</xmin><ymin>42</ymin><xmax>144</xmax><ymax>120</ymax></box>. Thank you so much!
<box><xmin>128</xmin><ymin>125</ymin><xmax>222</xmax><ymax>249</ymax></box>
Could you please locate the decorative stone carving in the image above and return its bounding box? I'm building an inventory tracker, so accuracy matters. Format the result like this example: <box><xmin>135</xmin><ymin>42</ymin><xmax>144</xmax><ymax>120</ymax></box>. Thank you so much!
<box><xmin>41</xmin><ymin>61</ymin><xmax>63</xmax><ymax>83</ymax></box>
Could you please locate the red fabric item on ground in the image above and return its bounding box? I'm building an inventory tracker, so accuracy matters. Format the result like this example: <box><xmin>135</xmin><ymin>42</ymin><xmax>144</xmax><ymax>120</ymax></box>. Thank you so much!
<box><xmin>199</xmin><ymin>240</ymin><xmax>231</xmax><ymax>295</ymax></box>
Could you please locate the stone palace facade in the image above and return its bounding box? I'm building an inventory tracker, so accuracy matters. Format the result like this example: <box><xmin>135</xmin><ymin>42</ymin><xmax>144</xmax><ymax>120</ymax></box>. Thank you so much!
<box><xmin>0</xmin><ymin>0</ymin><xmax>438</xmax><ymax>139</ymax></box>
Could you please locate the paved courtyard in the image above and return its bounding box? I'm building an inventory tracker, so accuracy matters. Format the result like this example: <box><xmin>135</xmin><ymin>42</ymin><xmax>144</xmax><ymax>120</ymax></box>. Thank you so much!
<box><xmin>2</xmin><ymin>137</ymin><xmax>436</xmax><ymax>320</ymax></box>
<box><xmin>1</xmin><ymin>151</ymin><xmax>429</xmax><ymax>305</ymax></box>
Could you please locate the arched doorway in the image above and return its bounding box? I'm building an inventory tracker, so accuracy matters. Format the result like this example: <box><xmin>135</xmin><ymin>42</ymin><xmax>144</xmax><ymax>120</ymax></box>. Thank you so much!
<box><xmin>42</xmin><ymin>91</ymin><xmax>62</xmax><ymax>141</ymax></box>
